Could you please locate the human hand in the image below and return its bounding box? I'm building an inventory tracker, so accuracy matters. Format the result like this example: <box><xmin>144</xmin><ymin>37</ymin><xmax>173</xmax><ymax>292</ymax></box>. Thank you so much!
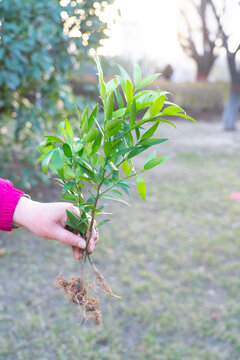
<box><xmin>12</xmin><ymin>197</ymin><xmax>99</xmax><ymax>259</ymax></box>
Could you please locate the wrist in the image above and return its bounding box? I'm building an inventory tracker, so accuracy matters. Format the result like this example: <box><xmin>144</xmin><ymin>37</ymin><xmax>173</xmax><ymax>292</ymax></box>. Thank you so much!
<box><xmin>12</xmin><ymin>196</ymin><xmax>34</xmax><ymax>228</ymax></box>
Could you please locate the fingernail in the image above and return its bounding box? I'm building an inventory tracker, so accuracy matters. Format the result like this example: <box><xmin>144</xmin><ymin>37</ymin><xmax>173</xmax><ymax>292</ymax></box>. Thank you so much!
<box><xmin>78</xmin><ymin>240</ymin><xmax>86</xmax><ymax>249</ymax></box>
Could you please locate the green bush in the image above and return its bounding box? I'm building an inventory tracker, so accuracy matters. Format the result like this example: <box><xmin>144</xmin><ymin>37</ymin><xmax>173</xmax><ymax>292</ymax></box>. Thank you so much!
<box><xmin>0</xmin><ymin>0</ymin><xmax>114</xmax><ymax>184</ymax></box>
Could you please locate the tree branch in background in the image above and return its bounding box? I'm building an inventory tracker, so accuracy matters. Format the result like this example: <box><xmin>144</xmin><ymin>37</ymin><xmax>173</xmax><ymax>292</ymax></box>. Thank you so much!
<box><xmin>178</xmin><ymin>0</ymin><xmax>218</xmax><ymax>80</ymax></box>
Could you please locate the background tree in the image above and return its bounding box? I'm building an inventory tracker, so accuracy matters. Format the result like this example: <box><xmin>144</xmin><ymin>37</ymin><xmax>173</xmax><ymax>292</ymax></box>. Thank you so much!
<box><xmin>208</xmin><ymin>0</ymin><xmax>240</xmax><ymax>130</ymax></box>
<box><xmin>178</xmin><ymin>0</ymin><xmax>219</xmax><ymax>81</ymax></box>
<box><xmin>0</xmin><ymin>0</ymin><xmax>114</xmax><ymax>183</ymax></box>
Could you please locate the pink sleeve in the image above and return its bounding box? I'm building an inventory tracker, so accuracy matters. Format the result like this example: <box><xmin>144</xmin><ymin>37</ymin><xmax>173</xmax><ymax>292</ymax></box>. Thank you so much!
<box><xmin>0</xmin><ymin>178</ymin><xmax>24</xmax><ymax>232</ymax></box>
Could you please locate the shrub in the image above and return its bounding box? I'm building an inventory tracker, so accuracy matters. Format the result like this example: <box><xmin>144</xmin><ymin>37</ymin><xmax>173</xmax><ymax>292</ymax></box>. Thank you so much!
<box><xmin>0</xmin><ymin>0</ymin><xmax>114</xmax><ymax>181</ymax></box>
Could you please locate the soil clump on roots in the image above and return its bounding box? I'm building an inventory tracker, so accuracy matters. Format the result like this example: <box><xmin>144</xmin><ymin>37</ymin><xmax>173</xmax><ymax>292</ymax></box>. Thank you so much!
<box><xmin>56</xmin><ymin>265</ymin><xmax>121</xmax><ymax>325</ymax></box>
<box><xmin>56</xmin><ymin>273</ymin><xmax>102</xmax><ymax>325</ymax></box>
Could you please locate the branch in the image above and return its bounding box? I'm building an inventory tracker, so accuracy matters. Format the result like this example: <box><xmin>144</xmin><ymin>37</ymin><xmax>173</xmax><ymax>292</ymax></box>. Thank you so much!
<box><xmin>178</xmin><ymin>9</ymin><xmax>200</xmax><ymax>61</ymax></box>
<box><xmin>207</xmin><ymin>0</ymin><xmax>239</xmax><ymax>77</ymax></box>
<box><xmin>207</xmin><ymin>0</ymin><xmax>228</xmax><ymax>49</ymax></box>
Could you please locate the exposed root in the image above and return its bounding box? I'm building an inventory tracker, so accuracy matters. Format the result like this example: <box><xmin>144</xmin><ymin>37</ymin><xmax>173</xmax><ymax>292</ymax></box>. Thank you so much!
<box><xmin>56</xmin><ymin>273</ymin><xmax>102</xmax><ymax>325</ymax></box>
<box><xmin>93</xmin><ymin>265</ymin><xmax>121</xmax><ymax>300</ymax></box>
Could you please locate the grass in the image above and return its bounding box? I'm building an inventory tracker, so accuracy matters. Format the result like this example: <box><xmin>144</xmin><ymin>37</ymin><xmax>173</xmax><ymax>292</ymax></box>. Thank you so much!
<box><xmin>1</xmin><ymin>121</ymin><xmax>240</xmax><ymax>359</ymax></box>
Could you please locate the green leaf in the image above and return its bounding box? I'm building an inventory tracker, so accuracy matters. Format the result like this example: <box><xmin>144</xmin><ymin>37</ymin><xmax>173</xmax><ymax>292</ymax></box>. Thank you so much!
<box><xmin>133</xmin><ymin>64</ymin><xmax>141</xmax><ymax>88</ymax></box>
<box><xmin>65</xmin><ymin>119</ymin><xmax>74</xmax><ymax>143</ymax></box>
<box><xmin>122</xmin><ymin>160</ymin><xmax>130</xmax><ymax>175</ymax></box>
<box><xmin>41</xmin><ymin>149</ymin><xmax>55</xmax><ymax>176</ymax></box>
<box><xmin>65</xmin><ymin>210</ymin><xmax>83</xmax><ymax>231</ymax></box>
<box><xmin>99</xmin><ymin>76</ymin><xmax>107</xmax><ymax>103</ymax></box>
<box><xmin>107</xmin><ymin>125</ymin><xmax>122</xmax><ymax>138</ymax></box>
<box><xmin>96</xmin><ymin>219</ymin><xmax>111</xmax><ymax>228</ymax></box>
<box><xmin>125</xmin><ymin>131</ymin><xmax>134</xmax><ymax>147</ymax></box>
<box><xmin>105</xmin><ymin>118</ymin><xmax>123</xmax><ymax>132</ymax></box>
<box><xmin>156</xmin><ymin>119</ymin><xmax>176</xmax><ymax>128</ymax></box>
<box><xmin>81</xmin><ymin>115</ymin><xmax>89</xmax><ymax>134</ymax></box>
<box><xmin>115</xmin><ymin>87</ymin><xmax>124</xmax><ymax>108</ymax></box>
<box><xmin>80</xmin><ymin>106</ymin><xmax>89</xmax><ymax>128</ymax></box>
<box><xmin>62</xmin><ymin>193</ymin><xmax>78</xmax><ymax>201</ymax></box>
<box><xmin>63</xmin><ymin>143</ymin><xmax>72</xmax><ymax>158</ymax></box>
<box><xmin>143</xmin><ymin>156</ymin><xmax>169</xmax><ymax>170</ymax></box>
<box><xmin>37</xmin><ymin>155</ymin><xmax>44</xmax><ymax>165</ymax></box>
<box><xmin>99</xmin><ymin>154</ymin><xmax>105</xmax><ymax>168</ymax></box>
<box><xmin>74</xmin><ymin>104</ymin><xmax>81</xmax><ymax>124</ymax></box>
<box><xmin>64</xmin><ymin>166</ymin><xmax>75</xmax><ymax>179</ymax></box>
<box><xmin>109</xmin><ymin>139</ymin><xmax>122</xmax><ymax>155</ymax></box>
<box><xmin>140</xmin><ymin>138</ymin><xmax>169</xmax><ymax>146</ymax></box>
<box><xmin>83</xmin><ymin>128</ymin><xmax>98</xmax><ymax>143</ymax></box>
<box><xmin>129</xmin><ymin>99</ymin><xmax>137</xmax><ymax>128</ymax></box>
<box><xmin>95</xmin><ymin>57</ymin><xmax>107</xmax><ymax>102</ymax></box>
<box><xmin>79</xmin><ymin>212</ymin><xmax>89</xmax><ymax>234</ymax></box>
<box><xmin>111</xmin><ymin>189</ymin><xmax>123</xmax><ymax>196</ymax></box>
<box><xmin>106</xmin><ymin>77</ymin><xmax>120</xmax><ymax>93</ymax></box>
<box><xmin>135</xmin><ymin>128</ymin><xmax>140</xmax><ymax>141</ymax></box>
<box><xmin>117</xmin><ymin>64</ymin><xmax>131</xmax><ymax>81</ymax></box>
<box><xmin>93</xmin><ymin>116</ymin><xmax>104</xmax><ymax>137</ymax></box>
<box><xmin>108</xmin><ymin>162</ymin><xmax>119</xmax><ymax>171</ymax></box>
<box><xmin>137</xmin><ymin>73</ymin><xmax>160</xmax><ymax>90</ymax></box>
<box><xmin>125</xmin><ymin>80</ymin><xmax>133</xmax><ymax>104</ymax></box>
<box><xmin>58</xmin><ymin>126</ymin><xmax>67</xmax><ymax>140</ymax></box>
<box><xmin>113</xmin><ymin>108</ymin><xmax>126</xmax><ymax>118</ymax></box>
<box><xmin>77</xmin><ymin>163</ymin><xmax>95</xmax><ymax>179</ymax></box>
<box><xmin>44</xmin><ymin>135</ymin><xmax>64</xmax><ymax>144</ymax></box>
<box><xmin>141</xmin><ymin>123</ymin><xmax>159</xmax><ymax>141</ymax></box>
<box><xmin>136</xmin><ymin>176</ymin><xmax>146</xmax><ymax>201</ymax></box>
<box><xmin>74</xmin><ymin>141</ymin><xmax>84</xmax><ymax>153</ymax></box>
<box><xmin>103</xmin><ymin>141</ymin><xmax>112</xmax><ymax>156</ymax></box>
<box><xmin>52</xmin><ymin>148</ymin><xmax>64</xmax><ymax>178</ymax></box>
<box><xmin>167</xmin><ymin>113</ymin><xmax>197</xmax><ymax>123</ymax></box>
<box><xmin>63</xmin><ymin>181</ymin><xmax>75</xmax><ymax>192</ymax></box>
<box><xmin>88</xmin><ymin>104</ymin><xmax>98</xmax><ymax>129</ymax></box>
<box><xmin>105</xmin><ymin>92</ymin><xmax>114</xmax><ymax>121</ymax></box>
<box><xmin>118</xmin><ymin>183</ymin><xmax>130</xmax><ymax>196</ymax></box>
<box><xmin>92</xmin><ymin>132</ymin><xmax>102</xmax><ymax>154</ymax></box>
<box><xmin>149</xmin><ymin>95</ymin><xmax>165</xmax><ymax>117</ymax></box>
<box><xmin>144</xmin><ymin>151</ymin><xmax>156</xmax><ymax>165</ymax></box>
<box><xmin>161</xmin><ymin>105</ymin><xmax>185</xmax><ymax>116</ymax></box>
<box><xmin>128</xmin><ymin>146</ymin><xmax>146</xmax><ymax>159</ymax></box>
<box><xmin>101</xmin><ymin>194</ymin><xmax>131</xmax><ymax>207</ymax></box>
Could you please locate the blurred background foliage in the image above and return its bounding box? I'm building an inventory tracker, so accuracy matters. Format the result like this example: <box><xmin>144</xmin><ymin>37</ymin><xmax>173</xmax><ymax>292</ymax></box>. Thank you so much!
<box><xmin>0</xmin><ymin>0</ymin><xmax>113</xmax><ymax>186</ymax></box>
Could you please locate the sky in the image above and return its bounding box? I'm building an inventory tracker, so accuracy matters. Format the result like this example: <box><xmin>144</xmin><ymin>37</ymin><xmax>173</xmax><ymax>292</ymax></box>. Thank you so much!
<box><xmin>100</xmin><ymin>0</ymin><xmax>181</xmax><ymax>63</ymax></box>
<box><xmin>99</xmin><ymin>0</ymin><xmax>240</xmax><ymax>81</ymax></box>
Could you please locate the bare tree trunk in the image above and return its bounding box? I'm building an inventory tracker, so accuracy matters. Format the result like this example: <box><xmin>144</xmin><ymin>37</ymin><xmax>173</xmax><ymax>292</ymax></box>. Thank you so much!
<box><xmin>222</xmin><ymin>87</ymin><xmax>240</xmax><ymax>131</ymax></box>
<box><xmin>178</xmin><ymin>0</ymin><xmax>218</xmax><ymax>82</ymax></box>
<box><xmin>207</xmin><ymin>0</ymin><xmax>240</xmax><ymax>131</ymax></box>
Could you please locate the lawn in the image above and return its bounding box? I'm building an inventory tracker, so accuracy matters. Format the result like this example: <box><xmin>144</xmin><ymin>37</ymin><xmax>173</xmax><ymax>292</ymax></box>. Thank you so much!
<box><xmin>1</xmin><ymin>120</ymin><xmax>240</xmax><ymax>360</ymax></box>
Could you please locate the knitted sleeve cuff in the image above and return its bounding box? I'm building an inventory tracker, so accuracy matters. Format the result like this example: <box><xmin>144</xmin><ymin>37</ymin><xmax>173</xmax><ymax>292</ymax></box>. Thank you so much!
<box><xmin>0</xmin><ymin>181</ymin><xmax>24</xmax><ymax>232</ymax></box>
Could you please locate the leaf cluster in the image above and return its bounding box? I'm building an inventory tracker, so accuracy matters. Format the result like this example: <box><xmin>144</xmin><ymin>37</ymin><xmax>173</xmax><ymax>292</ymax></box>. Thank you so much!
<box><xmin>38</xmin><ymin>59</ymin><xmax>196</xmax><ymax>232</ymax></box>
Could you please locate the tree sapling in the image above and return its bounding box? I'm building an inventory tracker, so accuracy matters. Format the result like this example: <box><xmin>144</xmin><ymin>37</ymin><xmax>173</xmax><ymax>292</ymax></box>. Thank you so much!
<box><xmin>38</xmin><ymin>59</ymin><xmax>196</xmax><ymax>324</ymax></box>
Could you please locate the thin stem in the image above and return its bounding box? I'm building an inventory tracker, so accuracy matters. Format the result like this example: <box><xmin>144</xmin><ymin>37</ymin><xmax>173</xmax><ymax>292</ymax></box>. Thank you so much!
<box><xmin>80</xmin><ymin>158</ymin><xmax>108</xmax><ymax>278</ymax></box>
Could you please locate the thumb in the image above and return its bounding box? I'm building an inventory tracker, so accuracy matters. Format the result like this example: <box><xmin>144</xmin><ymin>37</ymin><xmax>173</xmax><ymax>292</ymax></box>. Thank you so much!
<box><xmin>52</xmin><ymin>225</ymin><xmax>86</xmax><ymax>249</ymax></box>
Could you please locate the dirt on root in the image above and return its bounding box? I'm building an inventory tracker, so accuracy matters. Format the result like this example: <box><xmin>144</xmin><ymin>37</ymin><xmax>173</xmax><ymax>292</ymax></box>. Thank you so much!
<box><xmin>56</xmin><ymin>273</ymin><xmax>102</xmax><ymax>325</ymax></box>
<box><xmin>56</xmin><ymin>266</ymin><xmax>121</xmax><ymax>325</ymax></box>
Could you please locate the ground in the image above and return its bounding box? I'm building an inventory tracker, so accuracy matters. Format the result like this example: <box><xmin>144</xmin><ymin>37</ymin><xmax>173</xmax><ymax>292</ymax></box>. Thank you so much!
<box><xmin>1</xmin><ymin>120</ymin><xmax>240</xmax><ymax>360</ymax></box>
